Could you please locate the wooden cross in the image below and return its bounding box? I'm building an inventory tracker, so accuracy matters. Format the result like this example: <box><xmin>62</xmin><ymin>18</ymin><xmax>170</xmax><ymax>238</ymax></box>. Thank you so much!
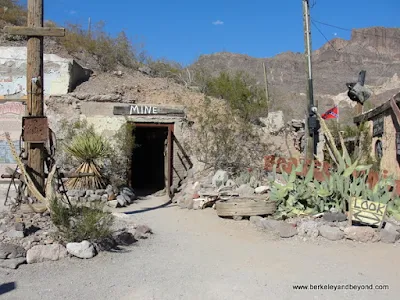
<box><xmin>3</xmin><ymin>0</ymin><xmax>65</xmax><ymax>195</ymax></box>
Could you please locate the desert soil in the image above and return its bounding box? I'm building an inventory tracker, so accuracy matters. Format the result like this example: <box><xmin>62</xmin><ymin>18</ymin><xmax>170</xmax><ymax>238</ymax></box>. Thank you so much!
<box><xmin>1</xmin><ymin>195</ymin><xmax>399</xmax><ymax>300</ymax></box>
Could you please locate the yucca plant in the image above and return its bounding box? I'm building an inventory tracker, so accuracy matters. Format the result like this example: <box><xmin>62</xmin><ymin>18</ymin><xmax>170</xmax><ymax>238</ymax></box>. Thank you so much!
<box><xmin>64</xmin><ymin>128</ymin><xmax>110</xmax><ymax>190</ymax></box>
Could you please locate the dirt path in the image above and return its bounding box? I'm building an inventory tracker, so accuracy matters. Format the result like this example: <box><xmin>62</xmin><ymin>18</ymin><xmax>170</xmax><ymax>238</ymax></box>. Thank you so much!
<box><xmin>1</xmin><ymin>195</ymin><xmax>399</xmax><ymax>300</ymax></box>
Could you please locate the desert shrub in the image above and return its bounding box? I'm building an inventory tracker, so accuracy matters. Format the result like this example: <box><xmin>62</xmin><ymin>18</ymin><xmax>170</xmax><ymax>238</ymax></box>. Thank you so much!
<box><xmin>0</xmin><ymin>0</ymin><xmax>26</xmax><ymax>26</ymax></box>
<box><xmin>185</xmin><ymin>97</ymin><xmax>270</xmax><ymax>174</ymax></box>
<box><xmin>204</xmin><ymin>71</ymin><xmax>268</xmax><ymax>121</ymax></box>
<box><xmin>57</xmin><ymin>21</ymin><xmax>141</xmax><ymax>71</ymax></box>
<box><xmin>105</xmin><ymin>122</ymin><xmax>136</xmax><ymax>188</ymax></box>
<box><xmin>50</xmin><ymin>198</ymin><xmax>114</xmax><ymax>243</ymax></box>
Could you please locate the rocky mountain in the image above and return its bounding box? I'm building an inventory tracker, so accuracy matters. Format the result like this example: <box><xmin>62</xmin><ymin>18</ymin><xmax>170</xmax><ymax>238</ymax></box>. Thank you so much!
<box><xmin>191</xmin><ymin>27</ymin><xmax>400</xmax><ymax>123</ymax></box>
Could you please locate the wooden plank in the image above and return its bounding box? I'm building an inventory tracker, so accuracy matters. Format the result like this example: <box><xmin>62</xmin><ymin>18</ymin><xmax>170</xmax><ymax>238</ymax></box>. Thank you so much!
<box><xmin>353</xmin><ymin>92</ymin><xmax>400</xmax><ymax>123</ymax></box>
<box><xmin>4</xmin><ymin>26</ymin><xmax>65</xmax><ymax>37</ymax></box>
<box><xmin>113</xmin><ymin>105</ymin><xmax>185</xmax><ymax>117</ymax></box>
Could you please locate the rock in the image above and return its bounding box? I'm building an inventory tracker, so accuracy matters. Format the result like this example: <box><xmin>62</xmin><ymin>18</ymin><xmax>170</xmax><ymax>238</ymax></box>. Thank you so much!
<box><xmin>106</xmin><ymin>185</ymin><xmax>113</xmax><ymax>193</ymax></box>
<box><xmin>15</xmin><ymin>222</ymin><xmax>25</xmax><ymax>232</ymax></box>
<box><xmin>233</xmin><ymin>215</ymin><xmax>243</xmax><ymax>221</ymax></box>
<box><xmin>0</xmin><ymin>257</ymin><xmax>26</xmax><ymax>269</ymax></box>
<box><xmin>116</xmin><ymin>195</ymin><xmax>127</xmax><ymax>207</ymax></box>
<box><xmin>277</xmin><ymin>222</ymin><xmax>298</xmax><ymax>238</ymax></box>
<box><xmin>138</xmin><ymin>66</ymin><xmax>153</xmax><ymax>76</ymax></box>
<box><xmin>383</xmin><ymin>222</ymin><xmax>400</xmax><ymax>234</ymax></box>
<box><xmin>121</xmin><ymin>193</ymin><xmax>132</xmax><ymax>204</ymax></box>
<box><xmin>193</xmin><ymin>181</ymin><xmax>201</xmax><ymax>193</ymax></box>
<box><xmin>259</xmin><ymin>111</ymin><xmax>285</xmax><ymax>133</ymax></box>
<box><xmin>101</xmin><ymin>194</ymin><xmax>108</xmax><ymax>202</ymax></box>
<box><xmin>66</xmin><ymin>189</ymin><xmax>77</xmax><ymax>197</ymax></box>
<box><xmin>134</xmin><ymin>225</ymin><xmax>152</xmax><ymax>240</ymax></box>
<box><xmin>0</xmin><ymin>243</ymin><xmax>26</xmax><ymax>259</ymax></box>
<box><xmin>236</xmin><ymin>184</ymin><xmax>254</xmax><ymax>197</ymax></box>
<box><xmin>7</xmin><ymin>229</ymin><xmax>24</xmax><ymax>239</ymax></box>
<box><xmin>193</xmin><ymin>198</ymin><xmax>206</xmax><ymax>210</ymax></box>
<box><xmin>108</xmin><ymin>193</ymin><xmax>117</xmax><ymax>201</ymax></box>
<box><xmin>254</xmin><ymin>186</ymin><xmax>270</xmax><ymax>194</ymax></box>
<box><xmin>66</xmin><ymin>241</ymin><xmax>96</xmax><ymax>259</ymax></box>
<box><xmin>323</xmin><ymin>212</ymin><xmax>347</xmax><ymax>222</ymax></box>
<box><xmin>94</xmin><ymin>237</ymin><xmax>117</xmax><ymax>252</ymax></box>
<box><xmin>260</xmin><ymin>219</ymin><xmax>297</xmax><ymax>237</ymax></box>
<box><xmin>319</xmin><ymin>225</ymin><xmax>344</xmax><ymax>241</ymax></box>
<box><xmin>107</xmin><ymin>200</ymin><xmax>118</xmax><ymax>209</ymax></box>
<box><xmin>89</xmin><ymin>194</ymin><xmax>101</xmax><ymax>202</ymax></box>
<box><xmin>121</xmin><ymin>187</ymin><xmax>136</xmax><ymax>202</ymax></box>
<box><xmin>212</xmin><ymin>170</ymin><xmax>229</xmax><ymax>188</ymax></box>
<box><xmin>250</xmin><ymin>216</ymin><xmax>264</xmax><ymax>228</ymax></box>
<box><xmin>379</xmin><ymin>229</ymin><xmax>400</xmax><ymax>244</ymax></box>
<box><xmin>112</xmin><ymin>230</ymin><xmax>136</xmax><ymax>246</ymax></box>
<box><xmin>85</xmin><ymin>190</ymin><xmax>94</xmax><ymax>197</ymax></box>
<box><xmin>344</xmin><ymin>226</ymin><xmax>380</xmax><ymax>243</ymax></box>
<box><xmin>297</xmin><ymin>221</ymin><xmax>319</xmax><ymax>238</ymax></box>
<box><xmin>26</xmin><ymin>244</ymin><xmax>68</xmax><ymax>264</ymax></box>
<box><xmin>95</xmin><ymin>189</ymin><xmax>106</xmax><ymax>195</ymax></box>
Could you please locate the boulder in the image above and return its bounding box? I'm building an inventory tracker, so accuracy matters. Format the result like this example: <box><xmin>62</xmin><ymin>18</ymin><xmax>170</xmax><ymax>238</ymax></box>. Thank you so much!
<box><xmin>89</xmin><ymin>194</ymin><xmax>101</xmax><ymax>202</ymax></box>
<box><xmin>323</xmin><ymin>212</ymin><xmax>347</xmax><ymax>222</ymax></box>
<box><xmin>250</xmin><ymin>216</ymin><xmax>264</xmax><ymax>228</ymax></box>
<box><xmin>0</xmin><ymin>243</ymin><xmax>26</xmax><ymax>259</ymax></box>
<box><xmin>236</xmin><ymin>184</ymin><xmax>254</xmax><ymax>197</ymax></box>
<box><xmin>261</xmin><ymin>219</ymin><xmax>297</xmax><ymax>238</ymax></box>
<box><xmin>212</xmin><ymin>170</ymin><xmax>229</xmax><ymax>188</ymax></box>
<box><xmin>107</xmin><ymin>200</ymin><xmax>119</xmax><ymax>208</ymax></box>
<box><xmin>344</xmin><ymin>226</ymin><xmax>380</xmax><ymax>243</ymax></box>
<box><xmin>95</xmin><ymin>189</ymin><xmax>106</xmax><ymax>195</ymax></box>
<box><xmin>297</xmin><ymin>221</ymin><xmax>319</xmax><ymax>238</ymax></box>
<box><xmin>379</xmin><ymin>229</ymin><xmax>400</xmax><ymax>244</ymax></box>
<box><xmin>26</xmin><ymin>244</ymin><xmax>68</xmax><ymax>264</ymax></box>
<box><xmin>66</xmin><ymin>241</ymin><xmax>96</xmax><ymax>259</ymax></box>
<box><xmin>224</xmin><ymin>179</ymin><xmax>237</xmax><ymax>188</ymax></box>
<box><xmin>254</xmin><ymin>186</ymin><xmax>270</xmax><ymax>194</ymax></box>
<box><xmin>116</xmin><ymin>195</ymin><xmax>127</xmax><ymax>207</ymax></box>
<box><xmin>112</xmin><ymin>230</ymin><xmax>136</xmax><ymax>246</ymax></box>
<box><xmin>121</xmin><ymin>187</ymin><xmax>136</xmax><ymax>202</ymax></box>
<box><xmin>383</xmin><ymin>222</ymin><xmax>400</xmax><ymax>234</ymax></box>
<box><xmin>121</xmin><ymin>193</ymin><xmax>133</xmax><ymax>204</ymax></box>
<box><xmin>0</xmin><ymin>257</ymin><xmax>26</xmax><ymax>269</ymax></box>
<box><xmin>6</xmin><ymin>229</ymin><xmax>24</xmax><ymax>239</ymax></box>
<box><xmin>319</xmin><ymin>225</ymin><xmax>344</xmax><ymax>241</ymax></box>
<box><xmin>134</xmin><ymin>225</ymin><xmax>152</xmax><ymax>240</ymax></box>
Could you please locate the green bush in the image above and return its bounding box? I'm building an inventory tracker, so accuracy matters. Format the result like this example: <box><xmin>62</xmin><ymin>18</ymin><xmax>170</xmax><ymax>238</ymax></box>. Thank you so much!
<box><xmin>50</xmin><ymin>198</ymin><xmax>114</xmax><ymax>243</ymax></box>
<box><xmin>204</xmin><ymin>71</ymin><xmax>268</xmax><ymax>121</ymax></box>
<box><xmin>0</xmin><ymin>0</ymin><xmax>26</xmax><ymax>27</ymax></box>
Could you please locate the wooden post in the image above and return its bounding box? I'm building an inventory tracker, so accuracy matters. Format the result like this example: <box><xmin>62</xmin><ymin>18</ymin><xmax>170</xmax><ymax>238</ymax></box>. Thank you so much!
<box><xmin>27</xmin><ymin>0</ymin><xmax>45</xmax><ymax>194</ymax></box>
<box><xmin>4</xmin><ymin>0</ymin><xmax>65</xmax><ymax>196</ymax></box>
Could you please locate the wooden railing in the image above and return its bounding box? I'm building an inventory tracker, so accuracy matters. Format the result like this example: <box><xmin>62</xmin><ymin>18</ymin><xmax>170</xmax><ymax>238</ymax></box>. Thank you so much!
<box><xmin>264</xmin><ymin>155</ymin><xmax>400</xmax><ymax>196</ymax></box>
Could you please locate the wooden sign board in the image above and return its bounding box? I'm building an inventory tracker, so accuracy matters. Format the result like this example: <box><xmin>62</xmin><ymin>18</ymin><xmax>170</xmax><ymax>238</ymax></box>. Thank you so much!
<box><xmin>372</xmin><ymin>117</ymin><xmax>384</xmax><ymax>137</ymax></box>
<box><xmin>113</xmin><ymin>105</ymin><xmax>185</xmax><ymax>117</ymax></box>
<box><xmin>350</xmin><ymin>198</ymin><xmax>387</xmax><ymax>228</ymax></box>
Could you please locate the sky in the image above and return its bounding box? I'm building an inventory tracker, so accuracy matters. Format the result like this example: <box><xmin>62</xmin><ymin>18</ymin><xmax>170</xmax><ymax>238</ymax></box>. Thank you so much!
<box><xmin>33</xmin><ymin>0</ymin><xmax>400</xmax><ymax>66</ymax></box>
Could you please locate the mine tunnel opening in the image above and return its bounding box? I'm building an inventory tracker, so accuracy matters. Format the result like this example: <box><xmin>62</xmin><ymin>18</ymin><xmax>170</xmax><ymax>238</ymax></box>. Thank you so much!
<box><xmin>131</xmin><ymin>124</ymin><xmax>171</xmax><ymax>196</ymax></box>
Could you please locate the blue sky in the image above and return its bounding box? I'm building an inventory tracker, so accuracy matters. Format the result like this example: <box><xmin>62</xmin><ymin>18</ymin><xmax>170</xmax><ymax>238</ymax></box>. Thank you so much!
<box><xmin>38</xmin><ymin>0</ymin><xmax>400</xmax><ymax>65</ymax></box>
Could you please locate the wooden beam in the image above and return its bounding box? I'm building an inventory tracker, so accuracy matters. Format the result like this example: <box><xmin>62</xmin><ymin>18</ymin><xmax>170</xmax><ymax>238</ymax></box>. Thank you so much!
<box><xmin>353</xmin><ymin>92</ymin><xmax>400</xmax><ymax>123</ymax></box>
<box><xmin>3</xmin><ymin>26</ymin><xmax>65</xmax><ymax>37</ymax></box>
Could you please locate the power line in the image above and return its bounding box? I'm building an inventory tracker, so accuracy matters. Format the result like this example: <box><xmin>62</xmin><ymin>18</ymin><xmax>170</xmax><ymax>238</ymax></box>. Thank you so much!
<box><xmin>311</xmin><ymin>20</ymin><xmax>356</xmax><ymax>72</ymax></box>
<box><xmin>312</xmin><ymin>19</ymin><xmax>400</xmax><ymax>41</ymax></box>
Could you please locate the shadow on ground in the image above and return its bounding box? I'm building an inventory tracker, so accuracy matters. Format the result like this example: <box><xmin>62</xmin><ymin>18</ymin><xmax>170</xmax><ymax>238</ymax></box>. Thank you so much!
<box><xmin>124</xmin><ymin>199</ymin><xmax>175</xmax><ymax>215</ymax></box>
<box><xmin>0</xmin><ymin>282</ymin><xmax>16</xmax><ymax>295</ymax></box>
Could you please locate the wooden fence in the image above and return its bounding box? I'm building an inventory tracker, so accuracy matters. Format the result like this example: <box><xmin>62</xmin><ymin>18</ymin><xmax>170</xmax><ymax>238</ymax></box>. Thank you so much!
<box><xmin>264</xmin><ymin>155</ymin><xmax>400</xmax><ymax>196</ymax></box>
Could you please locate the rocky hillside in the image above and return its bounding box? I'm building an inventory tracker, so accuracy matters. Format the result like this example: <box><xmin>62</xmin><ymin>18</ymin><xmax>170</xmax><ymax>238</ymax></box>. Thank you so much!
<box><xmin>191</xmin><ymin>27</ymin><xmax>400</xmax><ymax>123</ymax></box>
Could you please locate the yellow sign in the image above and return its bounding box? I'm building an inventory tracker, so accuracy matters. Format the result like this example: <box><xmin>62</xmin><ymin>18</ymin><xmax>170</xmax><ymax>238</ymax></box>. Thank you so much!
<box><xmin>350</xmin><ymin>198</ymin><xmax>387</xmax><ymax>227</ymax></box>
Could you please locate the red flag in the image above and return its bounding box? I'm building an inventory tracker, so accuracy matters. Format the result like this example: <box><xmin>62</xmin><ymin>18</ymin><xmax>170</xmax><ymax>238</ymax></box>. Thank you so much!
<box><xmin>321</xmin><ymin>105</ymin><xmax>339</xmax><ymax>120</ymax></box>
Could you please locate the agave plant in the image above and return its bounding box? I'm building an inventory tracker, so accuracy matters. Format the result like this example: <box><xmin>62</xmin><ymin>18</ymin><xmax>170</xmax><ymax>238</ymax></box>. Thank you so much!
<box><xmin>64</xmin><ymin>128</ymin><xmax>110</xmax><ymax>190</ymax></box>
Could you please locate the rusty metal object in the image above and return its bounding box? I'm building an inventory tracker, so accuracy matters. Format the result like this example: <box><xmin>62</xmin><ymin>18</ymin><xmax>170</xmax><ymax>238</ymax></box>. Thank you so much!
<box><xmin>22</xmin><ymin>116</ymin><xmax>49</xmax><ymax>142</ymax></box>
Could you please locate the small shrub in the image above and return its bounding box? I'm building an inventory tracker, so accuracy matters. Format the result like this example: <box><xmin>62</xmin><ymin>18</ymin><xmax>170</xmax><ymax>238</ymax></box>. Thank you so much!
<box><xmin>50</xmin><ymin>198</ymin><xmax>114</xmax><ymax>243</ymax></box>
<box><xmin>0</xmin><ymin>0</ymin><xmax>26</xmax><ymax>27</ymax></box>
<box><xmin>63</xmin><ymin>123</ymin><xmax>111</xmax><ymax>189</ymax></box>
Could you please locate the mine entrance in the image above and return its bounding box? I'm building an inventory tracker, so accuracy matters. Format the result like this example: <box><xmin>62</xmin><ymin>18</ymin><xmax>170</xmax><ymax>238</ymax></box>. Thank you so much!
<box><xmin>130</xmin><ymin>123</ymin><xmax>173</xmax><ymax>197</ymax></box>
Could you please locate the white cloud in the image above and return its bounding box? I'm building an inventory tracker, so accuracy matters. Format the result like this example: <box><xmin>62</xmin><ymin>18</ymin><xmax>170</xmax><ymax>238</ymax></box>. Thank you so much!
<box><xmin>68</xmin><ymin>10</ymin><xmax>77</xmax><ymax>15</ymax></box>
<box><xmin>212</xmin><ymin>20</ymin><xmax>224</xmax><ymax>26</ymax></box>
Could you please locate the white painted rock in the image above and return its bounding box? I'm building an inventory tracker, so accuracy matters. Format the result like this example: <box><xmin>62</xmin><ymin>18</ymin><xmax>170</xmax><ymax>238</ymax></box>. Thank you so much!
<box><xmin>26</xmin><ymin>244</ymin><xmax>68</xmax><ymax>264</ymax></box>
<box><xmin>254</xmin><ymin>186</ymin><xmax>270</xmax><ymax>194</ymax></box>
<box><xmin>212</xmin><ymin>170</ymin><xmax>228</xmax><ymax>188</ymax></box>
<box><xmin>66</xmin><ymin>240</ymin><xmax>96</xmax><ymax>259</ymax></box>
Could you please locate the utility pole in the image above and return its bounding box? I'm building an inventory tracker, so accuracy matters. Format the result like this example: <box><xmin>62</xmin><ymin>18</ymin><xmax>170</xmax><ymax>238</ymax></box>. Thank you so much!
<box><xmin>4</xmin><ymin>0</ymin><xmax>65</xmax><ymax>195</ymax></box>
<box><xmin>262</xmin><ymin>61</ymin><xmax>270</xmax><ymax>117</ymax></box>
<box><xmin>302</xmin><ymin>0</ymin><xmax>318</xmax><ymax>160</ymax></box>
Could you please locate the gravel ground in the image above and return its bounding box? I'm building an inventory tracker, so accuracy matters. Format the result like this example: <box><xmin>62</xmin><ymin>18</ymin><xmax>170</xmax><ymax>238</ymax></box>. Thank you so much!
<box><xmin>1</xmin><ymin>195</ymin><xmax>399</xmax><ymax>300</ymax></box>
